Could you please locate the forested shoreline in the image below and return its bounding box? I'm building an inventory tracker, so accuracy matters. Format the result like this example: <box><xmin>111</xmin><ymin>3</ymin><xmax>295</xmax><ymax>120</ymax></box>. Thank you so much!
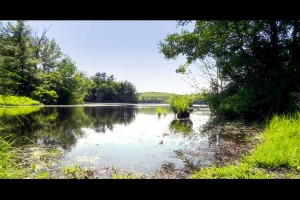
<box><xmin>0</xmin><ymin>21</ymin><xmax>138</xmax><ymax>105</ymax></box>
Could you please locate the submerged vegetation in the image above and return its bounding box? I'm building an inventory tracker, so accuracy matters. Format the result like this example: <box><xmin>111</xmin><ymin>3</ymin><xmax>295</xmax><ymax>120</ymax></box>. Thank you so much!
<box><xmin>0</xmin><ymin>135</ymin><xmax>95</xmax><ymax>179</ymax></box>
<box><xmin>191</xmin><ymin>113</ymin><xmax>300</xmax><ymax>179</ymax></box>
<box><xmin>0</xmin><ymin>95</ymin><xmax>41</xmax><ymax>106</ymax></box>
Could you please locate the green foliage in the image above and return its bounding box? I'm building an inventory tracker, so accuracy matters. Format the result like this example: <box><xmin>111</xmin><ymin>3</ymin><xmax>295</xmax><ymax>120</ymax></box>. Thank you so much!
<box><xmin>190</xmin><ymin>163</ymin><xmax>273</xmax><ymax>179</ymax></box>
<box><xmin>246</xmin><ymin>113</ymin><xmax>300</xmax><ymax>169</ymax></box>
<box><xmin>31</xmin><ymin>70</ymin><xmax>59</xmax><ymax>104</ymax></box>
<box><xmin>37</xmin><ymin>171</ymin><xmax>50</xmax><ymax>179</ymax></box>
<box><xmin>32</xmin><ymin>87</ymin><xmax>58</xmax><ymax>105</ymax></box>
<box><xmin>0</xmin><ymin>21</ymin><xmax>39</xmax><ymax>96</ymax></box>
<box><xmin>85</xmin><ymin>72</ymin><xmax>138</xmax><ymax>103</ymax></box>
<box><xmin>205</xmin><ymin>88</ymin><xmax>256</xmax><ymax>119</ymax></box>
<box><xmin>138</xmin><ymin>92</ymin><xmax>179</xmax><ymax>103</ymax></box>
<box><xmin>0</xmin><ymin>95</ymin><xmax>41</xmax><ymax>106</ymax></box>
<box><xmin>0</xmin><ymin>21</ymin><xmax>96</xmax><ymax>105</ymax></box>
<box><xmin>64</xmin><ymin>164</ymin><xmax>93</xmax><ymax>179</ymax></box>
<box><xmin>156</xmin><ymin>107</ymin><xmax>168</xmax><ymax>116</ymax></box>
<box><xmin>169</xmin><ymin>96</ymin><xmax>193</xmax><ymax>118</ymax></box>
<box><xmin>160</xmin><ymin>20</ymin><xmax>300</xmax><ymax>120</ymax></box>
<box><xmin>191</xmin><ymin>113</ymin><xmax>300</xmax><ymax>179</ymax></box>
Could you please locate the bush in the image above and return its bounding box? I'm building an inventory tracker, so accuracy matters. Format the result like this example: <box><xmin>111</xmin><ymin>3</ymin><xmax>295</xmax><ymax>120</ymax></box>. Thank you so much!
<box><xmin>32</xmin><ymin>87</ymin><xmax>58</xmax><ymax>105</ymax></box>
<box><xmin>204</xmin><ymin>87</ymin><xmax>256</xmax><ymax>119</ymax></box>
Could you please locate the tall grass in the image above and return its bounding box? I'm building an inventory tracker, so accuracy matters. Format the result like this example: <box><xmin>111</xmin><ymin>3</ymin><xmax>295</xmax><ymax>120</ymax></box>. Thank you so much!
<box><xmin>246</xmin><ymin>113</ymin><xmax>300</xmax><ymax>169</ymax></box>
<box><xmin>190</xmin><ymin>163</ymin><xmax>274</xmax><ymax>179</ymax></box>
<box><xmin>156</xmin><ymin>107</ymin><xmax>168</xmax><ymax>116</ymax></box>
<box><xmin>169</xmin><ymin>96</ymin><xmax>193</xmax><ymax>118</ymax></box>
<box><xmin>0</xmin><ymin>95</ymin><xmax>42</xmax><ymax>106</ymax></box>
<box><xmin>191</xmin><ymin>112</ymin><xmax>300</xmax><ymax>179</ymax></box>
<box><xmin>0</xmin><ymin>135</ymin><xmax>25</xmax><ymax>178</ymax></box>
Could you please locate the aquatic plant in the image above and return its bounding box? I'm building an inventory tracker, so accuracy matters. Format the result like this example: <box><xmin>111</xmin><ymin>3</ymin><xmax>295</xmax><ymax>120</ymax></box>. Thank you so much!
<box><xmin>156</xmin><ymin>107</ymin><xmax>168</xmax><ymax>116</ymax></box>
<box><xmin>169</xmin><ymin>96</ymin><xmax>193</xmax><ymax>118</ymax></box>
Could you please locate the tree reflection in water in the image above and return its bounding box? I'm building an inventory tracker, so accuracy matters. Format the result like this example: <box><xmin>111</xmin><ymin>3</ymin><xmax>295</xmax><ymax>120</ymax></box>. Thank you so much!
<box><xmin>0</xmin><ymin>106</ymin><xmax>136</xmax><ymax>150</ymax></box>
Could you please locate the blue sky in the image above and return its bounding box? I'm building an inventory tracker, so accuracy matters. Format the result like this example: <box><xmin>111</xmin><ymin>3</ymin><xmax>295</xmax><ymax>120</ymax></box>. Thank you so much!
<box><xmin>28</xmin><ymin>21</ymin><xmax>199</xmax><ymax>94</ymax></box>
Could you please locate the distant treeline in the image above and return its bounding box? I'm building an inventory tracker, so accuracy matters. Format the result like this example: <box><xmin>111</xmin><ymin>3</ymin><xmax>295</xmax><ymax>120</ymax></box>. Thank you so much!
<box><xmin>85</xmin><ymin>72</ymin><xmax>138</xmax><ymax>103</ymax></box>
<box><xmin>137</xmin><ymin>92</ymin><xmax>206</xmax><ymax>104</ymax></box>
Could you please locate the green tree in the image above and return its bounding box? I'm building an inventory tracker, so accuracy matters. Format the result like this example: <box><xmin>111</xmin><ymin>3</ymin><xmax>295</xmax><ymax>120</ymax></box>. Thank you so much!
<box><xmin>86</xmin><ymin>72</ymin><xmax>138</xmax><ymax>103</ymax></box>
<box><xmin>0</xmin><ymin>21</ymin><xmax>39</xmax><ymax>96</ymax></box>
<box><xmin>55</xmin><ymin>57</ymin><xmax>93</xmax><ymax>104</ymax></box>
<box><xmin>159</xmin><ymin>20</ymin><xmax>300</xmax><ymax>119</ymax></box>
<box><xmin>31</xmin><ymin>69</ymin><xmax>59</xmax><ymax>104</ymax></box>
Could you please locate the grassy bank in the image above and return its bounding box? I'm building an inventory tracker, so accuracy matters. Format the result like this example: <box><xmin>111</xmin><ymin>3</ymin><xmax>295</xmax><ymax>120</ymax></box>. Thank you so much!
<box><xmin>0</xmin><ymin>95</ymin><xmax>42</xmax><ymax>106</ymax></box>
<box><xmin>191</xmin><ymin>113</ymin><xmax>300</xmax><ymax>179</ymax></box>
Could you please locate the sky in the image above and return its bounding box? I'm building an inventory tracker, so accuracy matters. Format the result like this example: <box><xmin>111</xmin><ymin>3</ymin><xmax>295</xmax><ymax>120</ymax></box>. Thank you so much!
<box><xmin>28</xmin><ymin>20</ymin><xmax>201</xmax><ymax>94</ymax></box>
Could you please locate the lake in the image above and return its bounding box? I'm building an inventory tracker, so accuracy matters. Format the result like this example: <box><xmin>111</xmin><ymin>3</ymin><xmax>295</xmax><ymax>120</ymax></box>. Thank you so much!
<box><xmin>0</xmin><ymin>104</ymin><xmax>220</xmax><ymax>175</ymax></box>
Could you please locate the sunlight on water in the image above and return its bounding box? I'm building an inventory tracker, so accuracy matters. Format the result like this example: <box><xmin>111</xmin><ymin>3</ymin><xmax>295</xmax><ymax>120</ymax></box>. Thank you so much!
<box><xmin>0</xmin><ymin>104</ymin><xmax>213</xmax><ymax>174</ymax></box>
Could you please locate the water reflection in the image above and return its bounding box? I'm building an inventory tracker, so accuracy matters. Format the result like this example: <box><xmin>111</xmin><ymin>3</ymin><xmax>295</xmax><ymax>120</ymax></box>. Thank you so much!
<box><xmin>0</xmin><ymin>106</ymin><xmax>136</xmax><ymax>150</ymax></box>
<box><xmin>85</xmin><ymin>107</ymin><xmax>135</xmax><ymax>133</ymax></box>
<box><xmin>0</xmin><ymin>104</ymin><xmax>224</xmax><ymax>175</ymax></box>
<box><xmin>169</xmin><ymin>119</ymin><xmax>193</xmax><ymax>135</ymax></box>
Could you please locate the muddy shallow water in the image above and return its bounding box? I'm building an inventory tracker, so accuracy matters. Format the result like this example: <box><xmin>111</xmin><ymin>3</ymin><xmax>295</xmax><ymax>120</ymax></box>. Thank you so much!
<box><xmin>0</xmin><ymin>104</ymin><xmax>260</xmax><ymax>177</ymax></box>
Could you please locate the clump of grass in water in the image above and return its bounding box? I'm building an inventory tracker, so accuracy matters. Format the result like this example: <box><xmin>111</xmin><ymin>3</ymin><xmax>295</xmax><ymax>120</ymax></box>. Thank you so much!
<box><xmin>156</xmin><ymin>107</ymin><xmax>168</xmax><ymax>116</ymax></box>
<box><xmin>191</xmin><ymin>112</ymin><xmax>300</xmax><ymax>179</ymax></box>
<box><xmin>169</xmin><ymin>96</ymin><xmax>193</xmax><ymax>118</ymax></box>
<box><xmin>0</xmin><ymin>94</ymin><xmax>42</xmax><ymax>106</ymax></box>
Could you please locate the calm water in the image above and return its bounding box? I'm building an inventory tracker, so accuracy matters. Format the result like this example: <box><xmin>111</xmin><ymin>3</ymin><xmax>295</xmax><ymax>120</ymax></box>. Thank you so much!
<box><xmin>0</xmin><ymin>104</ymin><xmax>217</xmax><ymax>174</ymax></box>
